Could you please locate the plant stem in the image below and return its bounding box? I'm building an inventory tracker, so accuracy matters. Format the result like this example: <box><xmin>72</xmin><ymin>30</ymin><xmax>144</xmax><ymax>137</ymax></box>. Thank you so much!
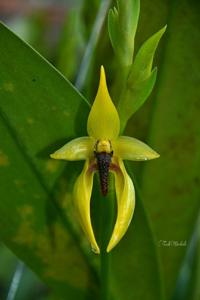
<box><xmin>100</xmin><ymin>206</ymin><xmax>111</xmax><ymax>300</ymax></box>
<box><xmin>100</xmin><ymin>177</ymin><xmax>115</xmax><ymax>300</ymax></box>
<box><xmin>100</xmin><ymin>249</ymin><xmax>110</xmax><ymax>300</ymax></box>
<box><xmin>75</xmin><ymin>0</ymin><xmax>112</xmax><ymax>90</ymax></box>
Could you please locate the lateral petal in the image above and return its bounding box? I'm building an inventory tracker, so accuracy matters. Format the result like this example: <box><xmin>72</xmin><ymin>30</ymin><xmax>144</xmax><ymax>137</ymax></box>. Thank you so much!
<box><xmin>50</xmin><ymin>137</ymin><xmax>93</xmax><ymax>161</ymax></box>
<box><xmin>73</xmin><ymin>159</ymin><xmax>100</xmax><ymax>254</ymax></box>
<box><xmin>87</xmin><ymin>66</ymin><xmax>120</xmax><ymax>139</ymax></box>
<box><xmin>113</xmin><ymin>136</ymin><xmax>160</xmax><ymax>161</ymax></box>
<box><xmin>107</xmin><ymin>158</ymin><xmax>135</xmax><ymax>252</ymax></box>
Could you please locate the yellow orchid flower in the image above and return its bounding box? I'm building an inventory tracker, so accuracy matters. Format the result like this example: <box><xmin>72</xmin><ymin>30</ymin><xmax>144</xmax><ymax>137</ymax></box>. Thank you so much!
<box><xmin>50</xmin><ymin>66</ymin><xmax>159</xmax><ymax>254</ymax></box>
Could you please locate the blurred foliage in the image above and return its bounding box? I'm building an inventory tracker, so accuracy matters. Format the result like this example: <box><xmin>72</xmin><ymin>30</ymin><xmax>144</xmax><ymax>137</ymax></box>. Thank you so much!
<box><xmin>56</xmin><ymin>8</ymin><xmax>85</xmax><ymax>81</ymax></box>
<box><xmin>80</xmin><ymin>0</ymin><xmax>101</xmax><ymax>39</ymax></box>
<box><xmin>140</xmin><ymin>1</ymin><xmax>200</xmax><ymax>299</ymax></box>
<box><xmin>0</xmin><ymin>0</ymin><xmax>200</xmax><ymax>299</ymax></box>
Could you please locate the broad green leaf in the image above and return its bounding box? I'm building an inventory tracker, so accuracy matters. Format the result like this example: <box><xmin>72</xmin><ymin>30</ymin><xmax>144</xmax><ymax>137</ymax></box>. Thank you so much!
<box><xmin>141</xmin><ymin>1</ymin><xmax>200</xmax><ymax>299</ymax></box>
<box><xmin>0</xmin><ymin>121</ymin><xmax>96</xmax><ymax>299</ymax></box>
<box><xmin>0</xmin><ymin>22</ymin><xmax>98</xmax><ymax>298</ymax></box>
<box><xmin>0</xmin><ymin>22</ymin><xmax>89</xmax><ymax>190</ymax></box>
<box><xmin>118</xmin><ymin>67</ymin><xmax>157</xmax><ymax>132</ymax></box>
<box><xmin>108</xmin><ymin>0</ymin><xmax>140</xmax><ymax>66</ymax></box>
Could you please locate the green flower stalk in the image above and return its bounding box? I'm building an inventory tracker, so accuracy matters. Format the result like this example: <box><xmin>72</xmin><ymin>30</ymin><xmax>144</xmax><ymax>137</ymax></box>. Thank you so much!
<box><xmin>108</xmin><ymin>0</ymin><xmax>167</xmax><ymax>131</ymax></box>
<box><xmin>51</xmin><ymin>66</ymin><xmax>159</xmax><ymax>253</ymax></box>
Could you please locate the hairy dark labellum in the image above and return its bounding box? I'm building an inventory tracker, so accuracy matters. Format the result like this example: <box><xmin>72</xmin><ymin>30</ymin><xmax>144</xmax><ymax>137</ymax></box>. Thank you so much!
<box><xmin>94</xmin><ymin>151</ymin><xmax>113</xmax><ymax>196</ymax></box>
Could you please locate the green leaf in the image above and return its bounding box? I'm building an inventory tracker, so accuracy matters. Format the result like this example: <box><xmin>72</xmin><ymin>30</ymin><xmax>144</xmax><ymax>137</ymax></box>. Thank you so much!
<box><xmin>116</xmin><ymin>25</ymin><xmax>166</xmax><ymax>130</ymax></box>
<box><xmin>118</xmin><ymin>67</ymin><xmax>157</xmax><ymax>132</ymax></box>
<box><xmin>140</xmin><ymin>1</ymin><xmax>200</xmax><ymax>299</ymax></box>
<box><xmin>129</xmin><ymin>25</ymin><xmax>166</xmax><ymax>84</ymax></box>
<box><xmin>108</xmin><ymin>0</ymin><xmax>140</xmax><ymax>66</ymax></box>
<box><xmin>114</xmin><ymin>23</ymin><xmax>166</xmax><ymax>131</ymax></box>
<box><xmin>0</xmin><ymin>121</ymin><xmax>96</xmax><ymax>299</ymax></box>
<box><xmin>0</xmin><ymin>22</ymin><xmax>97</xmax><ymax>298</ymax></box>
<box><xmin>114</xmin><ymin>0</ymin><xmax>169</xmax><ymax>143</ymax></box>
<box><xmin>0</xmin><ymin>22</ymin><xmax>89</xmax><ymax>190</ymax></box>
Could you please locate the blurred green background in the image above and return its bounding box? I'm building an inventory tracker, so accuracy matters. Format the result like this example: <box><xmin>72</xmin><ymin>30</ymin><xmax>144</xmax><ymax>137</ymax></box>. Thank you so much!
<box><xmin>0</xmin><ymin>0</ymin><xmax>200</xmax><ymax>300</ymax></box>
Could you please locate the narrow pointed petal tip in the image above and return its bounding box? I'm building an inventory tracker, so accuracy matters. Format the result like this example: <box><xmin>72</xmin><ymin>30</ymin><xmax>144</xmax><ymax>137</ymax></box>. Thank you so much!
<box><xmin>100</xmin><ymin>65</ymin><xmax>106</xmax><ymax>86</ymax></box>
<box><xmin>50</xmin><ymin>153</ymin><xmax>57</xmax><ymax>159</ymax></box>
<box><xmin>107</xmin><ymin>159</ymin><xmax>135</xmax><ymax>252</ymax></box>
<box><xmin>73</xmin><ymin>160</ymin><xmax>100</xmax><ymax>254</ymax></box>
<box><xmin>152</xmin><ymin>151</ymin><xmax>160</xmax><ymax>159</ymax></box>
<box><xmin>87</xmin><ymin>66</ymin><xmax>120</xmax><ymax>139</ymax></box>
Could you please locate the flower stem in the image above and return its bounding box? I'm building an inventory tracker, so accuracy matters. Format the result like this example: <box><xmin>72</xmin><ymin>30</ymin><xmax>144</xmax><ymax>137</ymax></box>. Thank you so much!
<box><xmin>99</xmin><ymin>177</ymin><xmax>115</xmax><ymax>300</ymax></box>
<box><xmin>100</xmin><ymin>249</ymin><xmax>110</xmax><ymax>300</ymax></box>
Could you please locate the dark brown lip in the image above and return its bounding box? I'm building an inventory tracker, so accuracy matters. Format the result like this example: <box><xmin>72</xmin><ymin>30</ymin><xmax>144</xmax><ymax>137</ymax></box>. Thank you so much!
<box><xmin>94</xmin><ymin>151</ymin><xmax>113</xmax><ymax>196</ymax></box>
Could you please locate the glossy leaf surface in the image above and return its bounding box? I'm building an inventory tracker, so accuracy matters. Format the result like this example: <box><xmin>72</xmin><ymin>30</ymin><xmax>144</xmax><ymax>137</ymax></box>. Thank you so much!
<box><xmin>0</xmin><ymin>22</ymin><xmax>97</xmax><ymax>299</ymax></box>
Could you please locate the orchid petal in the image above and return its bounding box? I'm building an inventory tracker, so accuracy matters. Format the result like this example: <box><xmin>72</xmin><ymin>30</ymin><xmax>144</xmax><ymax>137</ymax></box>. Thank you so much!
<box><xmin>50</xmin><ymin>137</ymin><xmax>93</xmax><ymax>161</ymax></box>
<box><xmin>113</xmin><ymin>136</ymin><xmax>160</xmax><ymax>161</ymax></box>
<box><xmin>73</xmin><ymin>160</ymin><xmax>100</xmax><ymax>254</ymax></box>
<box><xmin>107</xmin><ymin>158</ymin><xmax>135</xmax><ymax>252</ymax></box>
<box><xmin>87</xmin><ymin>66</ymin><xmax>120</xmax><ymax>139</ymax></box>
